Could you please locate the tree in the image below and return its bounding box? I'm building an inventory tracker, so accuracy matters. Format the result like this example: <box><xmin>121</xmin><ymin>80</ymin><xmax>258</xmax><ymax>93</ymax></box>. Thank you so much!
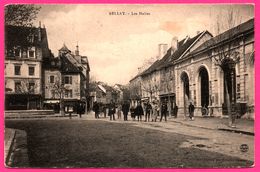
<box><xmin>5</xmin><ymin>5</ymin><xmax>41</xmax><ymax>59</ymax></box>
<box><xmin>212</xmin><ymin>8</ymin><xmax>242</xmax><ymax>127</ymax></box>
<box><xmin>5</xmin><ymin>5</ymin><xmax>41</xmax><ymax>27</ymax></box>
<box><xmin>49</xmin><ymin>75</ymin><xmax>66</xmax><ymax>116</ymax></box>
<box><xmin>16</xmin><ymin>79</ymin><xmax>39</xmax><ymax>110</ymax></box>
<box><xmin>142</xmin><ymin>75</ymin><xmax>160</xmax><ymax>102</ymax></box>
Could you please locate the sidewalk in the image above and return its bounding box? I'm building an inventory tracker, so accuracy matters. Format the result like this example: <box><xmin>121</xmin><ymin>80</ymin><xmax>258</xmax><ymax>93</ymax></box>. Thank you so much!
<box><xmin>4</xmin><ymin>128</ymin><xmax>29</xmax><ymax>167</ymax></box>
<box><xmin>85</xmin><ymin>111</ymin><xmax>254</xmax><ymax>135</ymax></box>
<box><xmin>168</xmin><ymin>115</ymin><xmax>254</xmax><ymax>135</ymax></box>
<box><xmin>4</xmin><ymin>128</ymin><xmax>16</xmax><ymax>166</ymax></box>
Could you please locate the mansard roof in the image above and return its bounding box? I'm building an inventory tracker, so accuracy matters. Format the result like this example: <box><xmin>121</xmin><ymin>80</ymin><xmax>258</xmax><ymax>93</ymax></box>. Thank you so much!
<box><xmin>5</xmin><ymin>25</ymin><xmax>51</xmax><ymax>59</ymax></box>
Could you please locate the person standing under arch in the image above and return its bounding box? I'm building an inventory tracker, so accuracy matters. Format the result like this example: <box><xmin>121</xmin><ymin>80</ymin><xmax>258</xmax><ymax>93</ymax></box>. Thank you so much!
<box><xmin>188</xmin><ymin>102</ymin><xmax>195</xmax><ymax>120</ymax></box>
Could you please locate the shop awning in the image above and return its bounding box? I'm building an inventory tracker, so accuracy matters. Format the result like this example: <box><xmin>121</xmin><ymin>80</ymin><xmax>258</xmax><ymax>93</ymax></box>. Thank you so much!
<box><xmin>44</xmin><ymin>100</ymin><xmax>60</xmax><ymax>104</ymax></box>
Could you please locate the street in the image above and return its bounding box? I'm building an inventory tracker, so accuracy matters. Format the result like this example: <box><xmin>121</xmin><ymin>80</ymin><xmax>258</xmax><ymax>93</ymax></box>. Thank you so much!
<box><xmin>5</xmin><ymin>115</ymin><xmax>254</xmax><ymax>168</ymax></box>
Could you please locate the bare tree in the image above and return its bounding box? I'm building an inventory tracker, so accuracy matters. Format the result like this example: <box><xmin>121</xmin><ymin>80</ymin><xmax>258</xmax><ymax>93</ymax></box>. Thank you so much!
<box><xmin>142</xmin><ymin>76</ymin><xmax>160</xmax><ymax>102</ymax></box>
<box><xmin>49</xmin><ymin>76</ymin><xmax>67</xmax><ymax>116</ymax></box>
<box><xmin>16</xmin><ymin>79</ymin><xmax>39</xmax><ymax>110</ymax></box>
<box><xmin>212</xmin><ymin>8</ymin><xmax>242</xmax><ymax>127</ymax></box>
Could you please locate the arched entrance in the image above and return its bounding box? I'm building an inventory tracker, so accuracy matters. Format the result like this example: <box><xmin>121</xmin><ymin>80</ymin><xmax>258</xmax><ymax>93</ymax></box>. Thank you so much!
<box><xmin>181</xmin><ymin>72</ymin><xmax>189</xmax><ymax>117</ymax></box>
<box><xmin>199</xmin><ymin>67</ymin><xmax>209</xmax><ymax>108</ymax></box>
<box><xmin>222</xmin><ymin>58</ymin><xmax>236</xmax><ymax>115</ymax></box>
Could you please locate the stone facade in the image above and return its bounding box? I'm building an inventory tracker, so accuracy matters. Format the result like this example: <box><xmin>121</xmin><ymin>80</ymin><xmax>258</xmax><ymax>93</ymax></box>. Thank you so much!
<box><xmin>129</xmin><ymin>18</ymin><xmax>254</xmax><ymax>119</ymax></box>
<box><xmin>5</xmin><ymin>25</ymin><xmax>51</xmax><ymax>110</ymax></box>
<box><xmin>175</xmin><ymin>19</ymin><xmax>254</xmax><ymax>118</ymax></box>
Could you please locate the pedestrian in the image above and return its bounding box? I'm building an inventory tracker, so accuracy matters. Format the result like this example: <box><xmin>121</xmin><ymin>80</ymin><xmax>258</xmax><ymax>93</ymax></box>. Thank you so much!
<box><xmin>188</xmin><ymin>102</ymin><xmax>195</xmax><ymax>120</ymax></box>
<box><xmin>78</xmin><ymin>102</ymin><xmax>84</xmax><ymax>118</ymax></box>
<box><xmin>103</xmin><ymin>105</ymin><xmax>107</xmax><ymax>118</ymax></box>
<box><xmin>160</xmin><ymin>101</ymin><xmax>168</xmax><ymax>122</ymax></box>
<box><xmin>108</xmin><ymin>100</ymin><xmax>116</xmax><ymax>121</ymax></box>
<box><xmin>135</xmin><ymin>101</ymin><xmax>144</xmax><ymax>122</ymax></box>
<box><xmin>117</xmin><ymin>104</ymin><xmax>122</xmax><ymax>119</ymax></box>
<box><xmin>92</xmin><ymin>101</ymin><xmax>100</xmax><ymax>119</ymax></box>
<box><xmin>145</xmin><ymin>101</ymin><xmax>152</xmax><ymax>122</ymax></box>
<box><xmin>173</xmin><ymin>103</ymin><xmax>178</xmax><ymax>118</ymax></box>
<box><xmin>130</xmin><ymin>105</ymin><xmax>136</xmax><ymax>121</ymax></box>
<box><xmin>122</xmin><ymin>101</ymin><xmax>130</xmax><ymax>121</ymax></box>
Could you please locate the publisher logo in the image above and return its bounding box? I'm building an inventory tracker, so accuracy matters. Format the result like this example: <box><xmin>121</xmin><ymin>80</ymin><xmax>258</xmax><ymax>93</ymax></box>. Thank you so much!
<box><xmin>240</xmin><ymin>144</ymin><xmax>249</xmax><ymax>152</ymax></box>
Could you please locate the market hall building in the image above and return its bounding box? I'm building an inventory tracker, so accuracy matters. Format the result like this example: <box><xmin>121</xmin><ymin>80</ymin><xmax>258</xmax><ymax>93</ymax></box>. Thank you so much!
<box><xmin>129</xmin><ymin>18</ymin><xmax>254</xmax><ymax>119</ymax></box>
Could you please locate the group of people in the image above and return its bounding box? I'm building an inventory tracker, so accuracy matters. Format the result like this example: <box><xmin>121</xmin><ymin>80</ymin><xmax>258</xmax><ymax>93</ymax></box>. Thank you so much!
<box><xmin>92</xmin><ymin>101</ymin><xmax>130</xmax><ymax>121</ymax></box>
<box><xmin>92</xmin><ymin>100</ymin><xmax>208</xmax><ymax>122</ymax></box>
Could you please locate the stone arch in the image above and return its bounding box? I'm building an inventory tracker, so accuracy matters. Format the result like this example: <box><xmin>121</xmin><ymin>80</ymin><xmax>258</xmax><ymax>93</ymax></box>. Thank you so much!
<box><xmin>197</xmin><ymin>66</ymin><xmax>210</xmax><ymax>108</ymax></box>
<box><xmin>180</xmin><ymin>71</ymin><xmax>190</xmax><ymax>117</ymax></box>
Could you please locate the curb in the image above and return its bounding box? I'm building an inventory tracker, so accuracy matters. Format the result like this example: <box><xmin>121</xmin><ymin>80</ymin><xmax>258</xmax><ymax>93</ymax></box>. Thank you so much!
<box><xmin>5</xmin><ymin>129</ymin><xmax>16</xmax><ymax>166</ymax></box>
<box><xmin>170</xmin><ymin>119</ymin><xmax>254</xmax><ymax>136</ymax></box>
<box><xmin>5</xmin><ymin>114</ymin><xmax>79</xmax><ymax>119</ymax></box>
<box><xmin>5</xmin><ymin>129</ymin><xmax>29</xmax><ymax>167</ymax></box>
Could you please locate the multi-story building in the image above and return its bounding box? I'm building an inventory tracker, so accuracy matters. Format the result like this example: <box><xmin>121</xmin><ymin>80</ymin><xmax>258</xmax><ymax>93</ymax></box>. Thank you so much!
<box><xmin>43</xmin><ymin>44</ymin><xmax>90</xmax><ymax>112</ymax></box>
<box><xmin>129</xmin><ymin>75</ymin><xmax>142</xmax><ymax>107</ymax></box>
<box><xmin>137</xmin><ymin>31</ymin><xmax>212</xmax><ymax>112</ymax></box>
<box><xmin>130</xmin><ymin>18</ymin><xmax>254</xmax><ymax>119</ymax></box>
<box><xmin>175</xmin><ymin>18</ymin><xmax>254</xmax><ymax>118</ymax></box>
<box><xmin>5</xmin><ymin>24</ymin><xmax>52</xmax><ymax>110</ymax></box>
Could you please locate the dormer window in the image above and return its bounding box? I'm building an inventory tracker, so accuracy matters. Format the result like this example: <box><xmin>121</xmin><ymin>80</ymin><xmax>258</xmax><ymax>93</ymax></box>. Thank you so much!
<box><xmin>14</xmin><ymin>47</ymin><xmax>21</xmax><ymax>57</ymax></box>
<box><xmin>28</xmin><ymin>47</ymin><xmax>35</xmax><ymax>58</ymax></box>
<box><xmin>28</xmin><ymin>35</ymin><xmax>34</xmax><ymax>43</ymax></box>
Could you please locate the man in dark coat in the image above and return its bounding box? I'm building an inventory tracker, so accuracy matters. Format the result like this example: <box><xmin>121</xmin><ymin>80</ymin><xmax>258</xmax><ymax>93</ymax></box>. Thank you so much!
<box><xmin>77</xmin><ymin>102</ymin><xmax>85</xmax><ymax>118</ymax></box>
<box><xmin>108</xmin><ymin>101</ymin><xmax>116</xmax><ymax>121</ymax></box>
<box><xmin>160</xmin><ymin>101</ymin><xmax>168</xmax><ymax>122</ymax></box>
<box><xmin>173</xmin><ymin>102</ymin><xmax>178</xmax><ymax>118</ymax></box>
<box><xmin>122</xmin><ymin>101</ymin><xmax>130</xmax><ymax>121</ymax></box>
<box><xmin>145</xmin><ymin>101</ymin><xmax>152</xmax><ymax>122</ymax></box>
<box><xmin>135</xmin><ymin>101</ymin><xmax>144</xmax><ymax>122</ymax></box>
<box><xmin>188</xmin><ymin>102</ymin><xmax>195</xmax><ymax>120</ymax></box>
<box><xmin>92</xmin><ymin>101</ymin><xmax>100</xmax><ymax>119</ymax></box>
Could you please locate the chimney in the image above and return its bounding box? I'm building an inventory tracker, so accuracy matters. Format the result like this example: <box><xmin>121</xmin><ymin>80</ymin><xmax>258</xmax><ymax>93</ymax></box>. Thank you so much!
<box><xmin>171</xmin><ymin>36</ymin><xmax>178</xmax><ymax>53</ymax></box>
<box><xmin>158</xmin><ymin>44</ymin><xmax>168</xmax><ymax>59</ymax></box>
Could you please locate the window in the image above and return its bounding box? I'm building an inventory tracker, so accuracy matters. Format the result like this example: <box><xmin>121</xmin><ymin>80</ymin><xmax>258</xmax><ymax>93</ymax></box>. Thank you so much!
<box><xmin>51</xmin><ymin>90</ymin><xmax>55</xmax><ymax>98</ymax></box>
<box><xmin>65</xmin><ymin>89</ymin><xmax>73</xmax><ymax>98</ymax></box>
<box><xmin>64</xmin><ymin>76</ymin><xmax>72</xmax><ymax>84</ymax></box>
<box><xmin>237</xmin><ymin>83</ymin><xmax>241</xmax><ymax>99</ymax></box>
<box><xmin>29</xmin><ymin>66</ymin><xmax>35</xmax><ymax>76</ymax></box>
<box><xmin>22</xmin><ymin>50</ymin><xmax>28</xmax><ymax>58</ymax></box>
<box><xmin>29</xmin><ymin>50</ymin><xmax>35</xmax><ymax>58</ymax></box>
<box><xmin>14</xmin><ymin>48</ymin><xmax>20</xmax><ymax>57</ymax></box>
<box><xmin>50</xmin><ymin>76</ymin><xmax>55</xmax><ymax>83</ymax></box>
<box><xmin>15</xmin><ymin>81</ymin><xmax>21</xmax><ymax>93</ymax></box>
<box><xmin>29</xmin><ymin>82</ymin><xmax>35</xmax><ymax>93</ymax></box>
<box><xmin>14</xmin><ymin>65</ymin><xmax>21</xmax><ymax>75</ymax></box>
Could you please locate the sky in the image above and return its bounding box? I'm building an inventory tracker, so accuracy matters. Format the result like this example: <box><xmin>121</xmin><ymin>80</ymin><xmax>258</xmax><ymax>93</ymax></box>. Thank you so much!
<box><xmin>35</xmin><ymin>4</ymin><xmax>254</xmax><ymax>85</ymax></box>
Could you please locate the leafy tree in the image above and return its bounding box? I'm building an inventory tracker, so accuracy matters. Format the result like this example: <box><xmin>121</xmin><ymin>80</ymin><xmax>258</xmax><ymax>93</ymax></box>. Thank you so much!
<box><xmin>5</xmin><ymin>5</ymin><xmax>41</xmax><ymax>27</ymax></box>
